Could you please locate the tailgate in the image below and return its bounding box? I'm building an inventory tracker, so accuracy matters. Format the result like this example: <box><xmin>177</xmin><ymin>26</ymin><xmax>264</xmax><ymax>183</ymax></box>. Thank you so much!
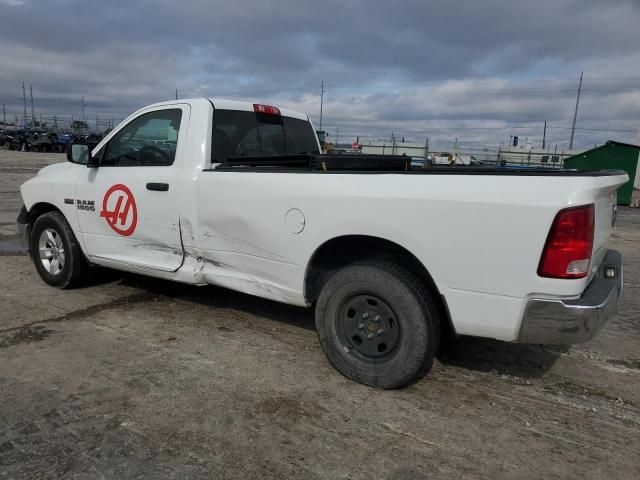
<box><xmin>591</xmin><ymin>173</ymin><xmax>628</xmax><ymax>273</ymax></box>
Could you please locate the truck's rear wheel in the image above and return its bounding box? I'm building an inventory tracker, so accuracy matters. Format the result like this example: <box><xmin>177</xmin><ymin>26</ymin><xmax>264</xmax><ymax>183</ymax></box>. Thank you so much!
<box><xmin>315</xmin><ymin>261</ymin><xmax>440</xmax><ymax>389</ymax></box>
<box><xmin>30</xmin><ymin>211</ymin><xmax>88</xmax><ymax>288</ymax></box>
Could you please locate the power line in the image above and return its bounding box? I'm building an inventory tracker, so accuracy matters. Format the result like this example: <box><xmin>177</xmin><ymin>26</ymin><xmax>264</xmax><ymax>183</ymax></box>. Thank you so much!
<box><xmin>206</xmin><ymin>78</ymin><xmax>639</xmax><ymax>99</ymax></box>
<box><xmin>320</xmin><ymin>77</ymin><xmax>582</xmax><ymax>90</ymax></box>
<box><xmin>260</xmin><ymin>85</ymin><xmax>638</xmax><ymax>100</ymax></box>
<box><xmin>549</xmin><ymin>125</ymin><xmax>636</xmax><ymax>133</ymax></box>
<box><xmin>582</xmin><ymin>75</ymin><xmax>640</xmax><ymax>81</ymax></box>
<box><xmin>240</xmin><ymin>79</ymin><xmax>640</xmax><ymax>100</ymax></box>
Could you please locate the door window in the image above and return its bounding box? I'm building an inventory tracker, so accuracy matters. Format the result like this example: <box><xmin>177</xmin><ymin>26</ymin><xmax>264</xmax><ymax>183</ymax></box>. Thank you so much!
<box><xmin>102</xmin><ymin>109</ymin><xmax>182</xmax><ymax>166</ymax></box>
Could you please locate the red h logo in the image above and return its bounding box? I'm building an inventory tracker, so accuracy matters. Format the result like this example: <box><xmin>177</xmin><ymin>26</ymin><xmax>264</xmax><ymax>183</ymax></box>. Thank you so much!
<box><xmin>100</xmin><ymin>184</ymin><xmax>138</xmax><ymax>236</ymax></box>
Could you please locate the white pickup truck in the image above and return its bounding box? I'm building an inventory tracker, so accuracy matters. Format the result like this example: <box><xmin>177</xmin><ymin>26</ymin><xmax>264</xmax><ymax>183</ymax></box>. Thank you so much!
<box><xmin>18</xmin><ymin>98</ymin><xmax>627</xmax><ymax>388</ymax></box>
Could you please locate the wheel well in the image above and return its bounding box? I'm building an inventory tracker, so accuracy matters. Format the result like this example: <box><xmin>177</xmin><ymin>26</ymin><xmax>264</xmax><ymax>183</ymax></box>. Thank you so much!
<box><xmin>304</xmin><ymin>235</ymin><xmax>455</xmax><ymax>336</ymax></box>
<box><xmin>28</xmin><ymin>202</ymin><xmax>61</xmax><ymax>226</ymax></box>
<box><xmin>19</xmin><ymin>203</ymin><xmax>63</xmax><ymax>253</ymax></box>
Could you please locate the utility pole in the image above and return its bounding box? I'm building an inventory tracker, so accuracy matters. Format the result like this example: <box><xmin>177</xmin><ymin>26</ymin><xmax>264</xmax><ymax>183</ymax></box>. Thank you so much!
<box><xmin>319</xmin><ymin>80</ymin><xmax>324</xmax><ymax>131</ymax></box>
<box><xmin>542</xmin><ymin>121</ymin><xmax>547</xmax><ymax>149</ymax></box>
<box><xmin>81</xmin><ymin>96</ymin><xmax>85</xmax><ymax>125</ymax></box>
<box><xmin>569</xmin><ymin>72</ymin><xmax>583</xmax><ymax>150</ymax></box>
<box><xmin>175</xmin><ymin>89</ymin><xmax>178</xmax><ymax>100</ymax></box>
<box><xmin>335</xmin><ymin>126</ymin><xmax>339</xmax><ymax>147</ymax></box>
<box><xmin>30</xmin><ymin>84</ymin><xmax>35</xmax><ymax>126</ymax></box>
<box><xmin>2</xmin><ymin>104</ymin><xmax>5</xmax><ymax>125</ymax></box>
<box><xmin>22</xmin><ymin>82</ymin><xmax>27</xmax><ymax>127</ymax></box>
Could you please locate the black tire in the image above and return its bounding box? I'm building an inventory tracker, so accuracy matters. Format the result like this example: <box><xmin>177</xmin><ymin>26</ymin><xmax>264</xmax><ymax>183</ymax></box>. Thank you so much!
<box><xmin>315</xmin><ymin>261</ymin><xmax>440</xmax><ymax>389</ymax></box>
<box><xmin>30</xmin><ymin>211</ymin><xmax>88</xmax><ymax>288</ymax></box>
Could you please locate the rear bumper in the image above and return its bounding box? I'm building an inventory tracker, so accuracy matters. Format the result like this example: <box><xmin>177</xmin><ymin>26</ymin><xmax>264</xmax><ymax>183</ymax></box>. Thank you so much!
<box><xmin>518</xmin><ymin>249</ymin><xmax>622</xmax><ymax>344</ymax></box>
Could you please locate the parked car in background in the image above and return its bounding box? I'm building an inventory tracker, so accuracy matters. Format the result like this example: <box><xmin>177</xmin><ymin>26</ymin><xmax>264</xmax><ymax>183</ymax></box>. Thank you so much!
<box><xmin>410</xmin><ymin>157</ymin><xmax>433</xmax><ymax>168</ymax></box>
<box><xmin>2</xmin><ymin>131</ymin><xmax>29</xmax><ymax>151</ymax></box>
<box><xmin>75</xmin><ymin>133</ymin><xmax>103</xmax><ymax>149</ymax></box>
<box><xmin>56</xmin><ymin>133</ymin><xmax>74</xmax><ymax>153</ymax></box>
<box><xmin>29</xmin><ymin>131</ymin><xmax>57</xmax><ymax>152</ymax></box>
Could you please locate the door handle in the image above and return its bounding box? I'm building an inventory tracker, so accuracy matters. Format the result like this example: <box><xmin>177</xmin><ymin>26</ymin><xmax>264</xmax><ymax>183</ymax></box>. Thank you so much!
<box><xmin>146</xmin><ymin>183</ymin><xmax>169</xmax><ymax>192</ymax></box>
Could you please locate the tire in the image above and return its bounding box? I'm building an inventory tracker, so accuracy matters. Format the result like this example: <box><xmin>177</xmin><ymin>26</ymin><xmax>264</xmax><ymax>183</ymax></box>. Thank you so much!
<box><xmin>315</xmin><ymin>261</ymin><xmax>440</xmax><ymax>389</ymax></box>
<box><xmin>30</xmin><ymin>211</ymin><xmax>88</xmax><ymax>288</ymax></box>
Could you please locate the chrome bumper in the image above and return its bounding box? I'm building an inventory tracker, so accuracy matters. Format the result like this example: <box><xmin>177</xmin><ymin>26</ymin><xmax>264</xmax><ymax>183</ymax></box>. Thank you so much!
<box><xmin>519</xmin><ymin>249</ymin><xmax>622</xmax><ymax>344</ymax></box>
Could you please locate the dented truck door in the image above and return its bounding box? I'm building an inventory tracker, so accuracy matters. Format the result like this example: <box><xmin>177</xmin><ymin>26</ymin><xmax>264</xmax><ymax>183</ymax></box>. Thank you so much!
<box><xmin>74</xmin><ymin>105</ymin><xmax>189</xmax><ymax>271</ymax></box>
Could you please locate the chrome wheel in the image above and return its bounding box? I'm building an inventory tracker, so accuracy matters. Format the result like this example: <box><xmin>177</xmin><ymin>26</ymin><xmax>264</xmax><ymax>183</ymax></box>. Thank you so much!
<box><xmin>38</xmin><ymin>227</ymin><xmax>65</xmax><ymax>275</ymax></box>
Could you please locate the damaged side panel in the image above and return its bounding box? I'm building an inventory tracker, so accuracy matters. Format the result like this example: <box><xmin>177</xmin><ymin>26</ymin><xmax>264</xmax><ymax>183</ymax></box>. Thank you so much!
<box><xmin>196</xmin><ymin>252</ymin><xmax>304</xmax><ymax>305</ymax></box>
<box><xmin>179</xmin><ymin>231</ymin><xmax>304</xmax><ymax>305</ymax></box>
<box><xmin>90</xmin><ymin>235</ymin><xmax>185</xmax><ymax>273</ymax></box>
<box><xmin>185</xmin><ymin>179</ymin><xmax>308</xmax><ymax>305</ymax></box>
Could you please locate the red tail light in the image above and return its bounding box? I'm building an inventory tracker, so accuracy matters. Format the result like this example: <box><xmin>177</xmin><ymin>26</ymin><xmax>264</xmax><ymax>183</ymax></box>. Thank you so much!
<box><xmin>538</xmin><ymin>204</ymin><xmax>594</xmax><ymax>279</ymax></box>
<box><xmin>253</xmin><ymin>104</ymin><xmax>281</xmax><ymax>115</ymax></box>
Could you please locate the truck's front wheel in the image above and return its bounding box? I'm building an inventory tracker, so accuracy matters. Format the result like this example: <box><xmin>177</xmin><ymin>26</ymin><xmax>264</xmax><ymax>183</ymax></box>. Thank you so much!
<box><xmin>30</xmin><ymin>211</ymin><xmax>88</xmax><ymax>288</ymax></box>
<box><xmin>315</xmin><ymin>261</ymin><xmax>440</xmax><ymax>389</ymax></box>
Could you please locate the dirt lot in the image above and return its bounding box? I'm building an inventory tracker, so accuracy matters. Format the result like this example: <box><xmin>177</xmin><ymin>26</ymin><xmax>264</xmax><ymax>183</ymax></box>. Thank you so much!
<box><xmin>1</xmin><ymin>149</ymin><xmax>639</xmax><ymax>479</ymax></box>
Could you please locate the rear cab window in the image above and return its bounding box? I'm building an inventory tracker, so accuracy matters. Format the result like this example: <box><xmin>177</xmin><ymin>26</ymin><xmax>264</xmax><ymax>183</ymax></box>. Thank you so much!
<box><xmin>211</xmin><ymin>109</ymin><xmax>319</xmax><ymax>164</ymax></box>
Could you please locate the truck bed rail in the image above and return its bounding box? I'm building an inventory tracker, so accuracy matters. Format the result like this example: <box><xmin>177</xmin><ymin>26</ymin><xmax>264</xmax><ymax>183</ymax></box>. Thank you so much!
<box><xmin>213</xmin><ymin>154</ymin><xmax>625</xmax><ymax>177</ymax></box>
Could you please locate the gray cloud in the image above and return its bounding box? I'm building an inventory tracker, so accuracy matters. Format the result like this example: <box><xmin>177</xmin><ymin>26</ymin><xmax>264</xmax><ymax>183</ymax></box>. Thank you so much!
<box><xmin>0</xmin><ymin>0</ymin><xmax>639</xmax><ymax>149</ymax></box>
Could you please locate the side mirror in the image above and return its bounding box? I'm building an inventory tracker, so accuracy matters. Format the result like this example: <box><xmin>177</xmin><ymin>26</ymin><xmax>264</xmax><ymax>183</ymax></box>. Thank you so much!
<box><xmin>67</xmin><ymin>143</ymin><xmax>99</xmax><ymax>168</ymax></box>
<box><xmin>87</xmin><ymin>152</ymin><xmax>100</xmax><ymax>168</ymax></box>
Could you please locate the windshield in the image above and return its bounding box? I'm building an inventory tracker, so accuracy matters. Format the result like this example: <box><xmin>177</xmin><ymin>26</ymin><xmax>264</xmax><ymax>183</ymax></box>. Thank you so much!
<box><xmin>211</xmin><ymin>109</ymin><xmax>319</xmax><ymax>163</ymax></box>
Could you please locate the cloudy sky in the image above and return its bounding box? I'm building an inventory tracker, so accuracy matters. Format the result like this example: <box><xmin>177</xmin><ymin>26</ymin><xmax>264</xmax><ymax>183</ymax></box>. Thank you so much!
<box><xmin>1</xmin><ymin>0</ymin><xmax>639</xmax><ymax>150</ymax></box>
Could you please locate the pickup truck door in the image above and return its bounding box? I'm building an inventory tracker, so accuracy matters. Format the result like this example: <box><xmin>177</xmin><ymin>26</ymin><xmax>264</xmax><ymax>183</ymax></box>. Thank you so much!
<box><xmin>74</xmin><ymin>105</ymin><xmax>189</xmax><ymax>271</ymax></box>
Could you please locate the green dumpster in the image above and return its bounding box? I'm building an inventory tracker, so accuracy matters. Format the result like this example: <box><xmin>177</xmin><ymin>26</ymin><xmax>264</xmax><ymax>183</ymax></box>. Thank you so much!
<box><xmin>564</xmin><ymin>141</ymin><xmax>640</xmax><ymax>206</ymax></box>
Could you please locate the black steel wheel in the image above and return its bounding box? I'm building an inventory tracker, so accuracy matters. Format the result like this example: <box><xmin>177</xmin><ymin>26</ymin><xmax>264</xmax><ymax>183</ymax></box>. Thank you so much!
<box><xmin>336</xmin><ymin>294</ymin><xmax>401</xmax><ymax>362</ymax></box>
<box><xmin>315</xmin><ymin>261</ymin><xmax>440</xmax><ymax>389</ymax></box>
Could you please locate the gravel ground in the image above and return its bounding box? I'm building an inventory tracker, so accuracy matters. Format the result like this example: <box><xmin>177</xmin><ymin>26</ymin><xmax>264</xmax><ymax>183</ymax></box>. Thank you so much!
<box><xmin>1</xmin><ymin>149</ymin><xmax>639</xmax><ymax>479</ymax></box>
